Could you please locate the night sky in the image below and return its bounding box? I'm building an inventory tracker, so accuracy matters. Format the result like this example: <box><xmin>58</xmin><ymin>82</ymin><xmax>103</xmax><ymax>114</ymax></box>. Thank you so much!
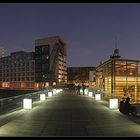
<box><xmin>0</xmin><ymin>3</ymin><xmax>140</xmax><ymax>67</ymax></box>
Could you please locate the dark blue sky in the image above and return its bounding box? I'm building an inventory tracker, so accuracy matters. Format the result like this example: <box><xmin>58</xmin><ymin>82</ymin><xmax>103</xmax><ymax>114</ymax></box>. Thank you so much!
<box><xmin>0</xmin><ymin>3</ymin><xmax>140</xmax><ymax>67</ymax></box>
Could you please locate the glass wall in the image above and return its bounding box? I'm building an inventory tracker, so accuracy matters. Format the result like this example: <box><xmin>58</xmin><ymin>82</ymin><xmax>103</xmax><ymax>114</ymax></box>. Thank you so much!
<box><xmin>103</xmin><ymin>61</ymin><xmax>112</xmax><ymax>100</ymax></box>
<box><xmin>96</xmin><ymin>59</ymin><xmax>140</xmax><ymax>103</ymax></box>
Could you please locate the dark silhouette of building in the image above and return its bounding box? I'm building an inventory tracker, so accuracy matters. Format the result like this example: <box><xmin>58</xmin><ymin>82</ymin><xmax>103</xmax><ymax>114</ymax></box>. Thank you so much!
<box><xmin>67</xmin><ymin>67</ymin><xmax>95</xmax><ymax>86</ymax></box>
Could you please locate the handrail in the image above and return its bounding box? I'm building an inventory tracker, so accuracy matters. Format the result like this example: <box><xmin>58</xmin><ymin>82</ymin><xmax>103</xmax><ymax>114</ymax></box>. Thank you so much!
<box><xmin>0</xmin><ymin>90</ymin><xmax>41</xmax><ymax>101</ymax></box>
<box><xmin>0</xmin><ymin>90</ymin><xmax>48</xmax><ymax>110</ymax></box>
<box><xmin>0</xmin><ymin>88</ymin><xmax>63</xmax><ymax>114</ymax></box>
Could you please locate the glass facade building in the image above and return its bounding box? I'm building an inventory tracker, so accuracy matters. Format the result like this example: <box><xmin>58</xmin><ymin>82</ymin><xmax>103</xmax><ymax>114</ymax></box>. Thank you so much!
<box><xmin>96</xmin><ymin>58</ymin><xmax>140</xmax><ymax>104</ymax></box>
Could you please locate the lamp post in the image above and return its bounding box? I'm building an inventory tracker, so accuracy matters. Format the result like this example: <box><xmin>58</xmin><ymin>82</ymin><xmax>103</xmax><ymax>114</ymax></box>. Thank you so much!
<box><xmin>42</xmin><ymin>74</ymin><xmax>48</xmax><ymax>89</ymax></box>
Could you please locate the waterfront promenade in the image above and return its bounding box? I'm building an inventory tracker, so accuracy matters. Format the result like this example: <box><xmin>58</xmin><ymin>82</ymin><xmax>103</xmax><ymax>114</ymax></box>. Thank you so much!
<box><xmin>0</xmin><ymin>90</ymin><xmax>140</xmax><ymax>136</ymax></box>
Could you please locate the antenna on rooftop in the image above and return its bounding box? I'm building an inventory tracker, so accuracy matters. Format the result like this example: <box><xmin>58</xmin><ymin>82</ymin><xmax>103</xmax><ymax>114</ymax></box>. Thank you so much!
<box><xmin>115</xmin><ymin>36</ymin><xmax>117</xmax><ymax>49</ymax></box>
<box><xmin>110</xmin><ymin>35</ymin><xmax>121</xmax><ymax>59</ymax></box>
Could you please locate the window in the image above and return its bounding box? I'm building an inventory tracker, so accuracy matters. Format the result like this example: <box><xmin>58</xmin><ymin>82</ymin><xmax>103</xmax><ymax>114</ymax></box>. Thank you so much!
<box><xmin>26</xmin><ymin>77</ymin><xmax>29</xmax><ymax>81</ymax></box>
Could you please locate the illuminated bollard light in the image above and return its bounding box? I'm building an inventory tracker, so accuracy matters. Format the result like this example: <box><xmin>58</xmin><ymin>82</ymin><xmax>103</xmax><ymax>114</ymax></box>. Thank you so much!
<box><xmin>56</xmin><ymin>89</ymin><xmax>60</xmax><ymax>94</ymax></box>
<box><xmin>88</xmin><ymin>92</ymin><xmax>93</xmax><ymax>97</ymax></box>
<box><xmin>58</xmin><ymin>89</ymin><xmax>63</xmax><ymax>93</ymax></box>
<box><xmin>23</xmin><ymin>99</ymin><xmax>32</xmax><ymax>109</ymax></box>
<box><xmin>95</xmin><ymin>94</ymin><xmax>101</xmax><ymax>101</ymax></box>
<box><xmin>109</xmin><ymin>98</ymin><xmax>118</xmax><ymax>109</ymax></box>
<box><xmin>84</xmin><ymin>89</ymin><xmax>88</xmax><ymax>95</ymax></box>
<box><xmin>48</xmin><ymin>91</ymin><xmax>53</xmax><ymax>97</ymax></box>
<box><xmin>56</xmin><ymin>89</ymin><xmax>59</xmax><ymax>94</ymax></box>
<box><xmin>40</xmin><ymin>94</ymin><xmax>46</xmax><ymax>101</ymax></box>
<box><xmin>60</xmin><ymin>89</ymin><xmax>63</xmax><ymax>92</ymax></box>
<box><xmin>80</xmin><ymin>89</ymin><xmax>83</xmax><ymax>94</ymax></box>
<box><xmin>55</xmin><ymin>89</ymin><xmax>63</xmax><ymax>94</ymax></box>
<box><xmin>57</xmin><ymin>89</ymin><xmax>61</xmax><ymax>93</ymax></box>
<box><xmin>53</xmin><ymin>89</ymin><xmax>56</xmax><ymax>95</ymax></box>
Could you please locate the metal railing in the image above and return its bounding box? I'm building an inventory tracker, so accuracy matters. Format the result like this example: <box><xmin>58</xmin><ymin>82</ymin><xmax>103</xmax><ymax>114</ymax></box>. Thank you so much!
<box><xmin>0</xmin><ymin>88</ymin><xmax>63</xmax><ymax>115</ymax></box>
<box><xmin>0</xmin><ymin>90</ymin><xmax>45</xmax><ymax>114</ymax></box>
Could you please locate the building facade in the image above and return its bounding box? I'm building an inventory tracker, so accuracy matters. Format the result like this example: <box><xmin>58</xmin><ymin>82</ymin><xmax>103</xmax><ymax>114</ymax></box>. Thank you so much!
<box><xmin>96</xmin><ymin>58</ymin><xmax>140</xmax><ymax>103</ymax></box>
<box><xmin>0</xmin><ymin>46</ymin><xmax>4</xmax><ymax>58</ymax></box>
<box><xmin>67</xmin><ymin>67</ymin><xmax>96</xmax><ymax>86</ymax></box>
<box><xmin>0</xmin><ymin>36</ymin><xmax>67</xmax><ymax>90</ymax></box>
<box><xmin>35</xmin><ymin>36</ymin><xmax>67</xmax><ymax>88</ymax></box>
<box><xmin>0</xmin><ymin>51</ymin><xmax>35</xmax><ymax>89</ymax></box>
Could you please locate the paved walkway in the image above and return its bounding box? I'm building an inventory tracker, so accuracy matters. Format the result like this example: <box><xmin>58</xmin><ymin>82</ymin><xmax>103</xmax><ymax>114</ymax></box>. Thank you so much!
<box><xmin>0</xmin><ymin>90</ymin><xmax>140</xmax><ymax>136</ymax></box>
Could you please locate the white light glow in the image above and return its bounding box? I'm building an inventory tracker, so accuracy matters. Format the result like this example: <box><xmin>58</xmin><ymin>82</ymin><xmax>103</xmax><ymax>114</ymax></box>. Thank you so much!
<box><xmin>45</xmin><ymin>82</ymin><xmax>49</xmax><ymax>87</ymax></box>
<box><xmin>40</xmin><ymin>94</ymin><xmax>46</xmax><ymax>101</ymax></box>
<box><xmin>95</xmin><ymin>94</ymin><xmax>101</xmax><ymax>100</ymax></box>
<box><xmin>80</xmin><ymin>89</ymin><xmax>83</xmax><ymax>93</ymax></box>
<box><xmin>88</xmin><ymin>92</ymin><xmax>93</xmax><ymax>97</ymax></box>
<box><xmin>84</xmin><ymin>89</ymin><xmax>88</xmax><ymax>95</ymax></box>
<box><xmin>48</xmin><ymin>92</ymin><xmax>53</xmax><ymax>97</ymax></box>
<box><xmin>59</xmin><ymin>89</ymin><xmax>63</xmax><ymax>92</ymax></box>
<box><xmin>53</xmin><ymin>89</ymin><xmax>56</xmax><ymax>95</ymax></box>
<box><xmin>53</xmin><ymin>82</ymin><xmax>56</xmax><ymax>86</ymax></box>
<box><xmin>56</xmin><ymin>89</ymin><xmax>59</xmax><ymax>94</ymax></box>
<box><xmin>23</xmin><ymin>99</ymin><xmax>32</xmax><ymax>109</ymax></box>
<box><xmin>109</xmin><ymin>98</ymin><xmax>118</xmax><ymax>109</ymax></box>
<box><xmin>56</xmin><ymin>89</ymin><xmax>63</xmax><ymax>93</ymax></box>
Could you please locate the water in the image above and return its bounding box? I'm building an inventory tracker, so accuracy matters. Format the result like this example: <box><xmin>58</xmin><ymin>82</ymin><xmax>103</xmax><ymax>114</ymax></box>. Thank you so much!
<box><xmin>0</xmin><ymin>89</ymin><xmax>39</xmax><ymax>99</ymax></box>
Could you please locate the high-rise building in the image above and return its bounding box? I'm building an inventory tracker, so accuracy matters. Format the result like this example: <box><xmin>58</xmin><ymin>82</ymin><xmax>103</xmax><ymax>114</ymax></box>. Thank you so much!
<box><xmin>35</xmin><ymin>36</ymin><xmax>67</xmax><ymax>87</ymax></box>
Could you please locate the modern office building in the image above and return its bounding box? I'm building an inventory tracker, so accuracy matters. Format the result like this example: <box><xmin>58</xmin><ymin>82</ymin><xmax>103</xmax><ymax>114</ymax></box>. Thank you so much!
<box><xmin>67</xmin><ymin>67</ymin><xmax>96</xmax><ymax>86</ymax></box>
<box><xmin>0</xmin><ymin>51</ymin><xmax>35</xmax><ymax>89</ymax></box>
<box><xmin>35</xmin><ymin>36</ymin><xmax>67</xmax><ymax>88</ymax></box>
<box><xmin>96</xmin><ymin>49</ymin><xmax>140</xmax><ymax>103</ymax></box>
